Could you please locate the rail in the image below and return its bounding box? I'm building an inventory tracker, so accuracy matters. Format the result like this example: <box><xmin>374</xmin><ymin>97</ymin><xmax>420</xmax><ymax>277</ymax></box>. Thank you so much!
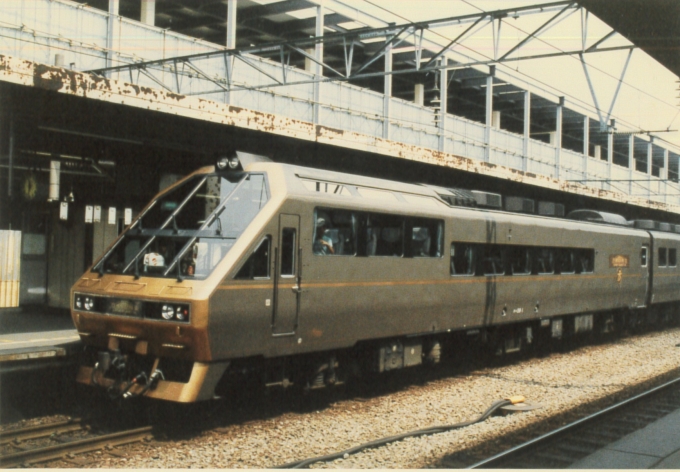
<box><xmin>0</xmin><ymin>422</ymin><xmax>153</xmax><ymax>468</ymax></box>
<box><xmin>467</xmin><ymin>376</ymin><xmax>680</xmax><ymax>469</ymax></box>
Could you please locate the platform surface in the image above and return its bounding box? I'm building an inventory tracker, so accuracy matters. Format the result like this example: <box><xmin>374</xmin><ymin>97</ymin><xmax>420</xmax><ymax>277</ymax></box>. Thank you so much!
<box><xmin>570</xmin><ymin>409</ymin><xmax>680</xmax><ymax>469</ymax></box>
<box><xmin>0</xmin><ymin>307</ymin><xmax>79</xmax><ymax>364</ymax></box>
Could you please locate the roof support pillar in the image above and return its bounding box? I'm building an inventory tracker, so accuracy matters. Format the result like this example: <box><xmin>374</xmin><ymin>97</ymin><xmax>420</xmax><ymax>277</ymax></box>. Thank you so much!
<box><xmin>555</xmin><ymin>97</ymin><xmax>563</xmax><ymax>179</ymax></box>
<box><xmin>438</xmin><ymin>61</ymin><xmax>447</xmax><ymax>152</ymax></box>
<box><xmin>647</xmin><ymin>138</ymin><xmax>653</xmax><ymax>198</ymax></box>
<box><xmin>628</xmin><ymin>134</ymin><xmax>634</xmax><ymax>195</ymax></box>
<box><xmin>226</xmin><ymin>0</ymin><xmax>237</xmax><ymax>50</ymax></box>
<box><xmin>383</xmin><ymin>42</ymin><xmax>392</xmax><ymax>140</ymax></box>
<box><xmin>7</xmin><ymin>113</ymin><xmax>13</xmax><ymax>200</ymax></box>
<box><xmin>140</xmin><ymin>0</ymin><xmax>155</xmax><ymax>26</ymax></box>
<box><xmin>663</xmin><ymin>149</ymin><xmax>669</xmax><ymax>203</ymax></box>
<box><xmin>106</xmin><ymin>0</ymin><xmax>120</xmax><ymax>75</ymax></box>
<box><xmin>523</xmin><ymin>90</ymin><xmax>530</xmax><ymax>173</ymax></box>
<box><xmin>607</xmin><ymin>119</ymin><xmax>614</xmax><ymax>191</ymax></box>
<box><xmin>224</xmin><ymin>0</ymin><xmax>237</xmax><ymax>105</ymax></box>
<box><xmin>414</xmin><ymin>82</ymin><xmax>424</xmax><ymax>106</ymax></box>
<box><xmin>582</xmin><ymin>115</ymin><xmax>589</xmax><ymax>181</ymax></box>
<box><xmin>312</xmin><ymin>3</ymin><xmax>324</xmax><ymax>125</ymax></box>
<box><xmin>484</xmin><ymin>66</ymin><xmax>494</xmax><ymax>162</ymax></box>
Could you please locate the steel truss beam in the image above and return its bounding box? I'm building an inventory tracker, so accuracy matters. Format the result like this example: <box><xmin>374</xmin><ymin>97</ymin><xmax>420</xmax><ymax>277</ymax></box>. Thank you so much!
<box><xmin>87</xmin><ymin>1</ymin><xmax>633</xmax><ymax>98</ymax></box>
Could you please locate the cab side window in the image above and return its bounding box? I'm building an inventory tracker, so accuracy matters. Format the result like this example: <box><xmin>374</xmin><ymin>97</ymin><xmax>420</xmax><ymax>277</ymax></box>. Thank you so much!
<box><xmin>235</xmin><ymin>237</ymin><xmax>271</xmax><ymax>279</ymax></box>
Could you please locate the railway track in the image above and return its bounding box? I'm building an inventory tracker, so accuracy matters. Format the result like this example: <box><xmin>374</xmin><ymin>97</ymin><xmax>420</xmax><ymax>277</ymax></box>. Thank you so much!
<box><xmin>0</xmin><ymin>419</ymin><xmax>153</xmax><ymax>468</ymax></box>
<box><xmin>467</xmin><ymin>376</ymin><xmax>680</xmax><ymax>469</ymax></box>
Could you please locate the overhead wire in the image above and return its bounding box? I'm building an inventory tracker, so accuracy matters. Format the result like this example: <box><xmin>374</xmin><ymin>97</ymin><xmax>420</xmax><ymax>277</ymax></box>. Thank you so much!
<box><xmin>362</xmin><ymin>0</ymin><xmax>679</xmax><ymax>144</ymax></box>
<box><xmin>458</xmin><ymin>0</ymin><xmax>676</xmax><ymax>116</ymax></box>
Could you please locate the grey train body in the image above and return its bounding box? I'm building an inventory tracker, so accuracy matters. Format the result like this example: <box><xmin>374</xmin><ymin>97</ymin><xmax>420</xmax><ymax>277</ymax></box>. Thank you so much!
<box><xmin>72</xmin><ymin>157</ymin><xmax>680</xmax><ymax>401</ymax></box>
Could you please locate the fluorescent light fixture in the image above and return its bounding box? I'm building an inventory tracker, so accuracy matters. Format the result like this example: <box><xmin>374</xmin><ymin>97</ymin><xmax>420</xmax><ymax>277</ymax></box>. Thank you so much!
<box><xmin>337</xmin><ymin>21</ymin><xmax>366</xmax><ymax>30</ymax></box>
<box><xmin>286</xmin><ymin>8</ymin><xmax>318</xmax><ymax>19</ymax></box>
<box><xmin>361</xmin><ymin>37</ymin><xmax>385</xmax><ymax>43</ymax></box>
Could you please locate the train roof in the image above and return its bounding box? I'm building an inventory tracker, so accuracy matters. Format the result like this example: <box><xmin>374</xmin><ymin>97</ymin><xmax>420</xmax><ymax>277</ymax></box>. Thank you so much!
<box><xmin>242</xmin><ymin>160</ymin><xmax>649</xmax><ymax>238</ymax></box>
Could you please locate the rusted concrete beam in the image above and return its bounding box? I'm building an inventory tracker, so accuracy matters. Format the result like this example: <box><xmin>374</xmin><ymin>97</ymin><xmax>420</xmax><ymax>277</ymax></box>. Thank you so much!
<box><xmin>1</xmin><ymin>54</ymin><xmax>678</xmax><ymax>214</ymax></box>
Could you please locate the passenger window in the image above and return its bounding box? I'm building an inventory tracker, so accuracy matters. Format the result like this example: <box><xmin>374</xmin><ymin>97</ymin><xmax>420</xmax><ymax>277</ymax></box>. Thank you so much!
<box><xmin>481</xmin><ymin>245</ymin><xmax>505</xmax><ymax>276</ymax></box>
<box><xmin>535</xmin><ymin>248</ymin><xmax>555</xmax><ymax>274</ymax></box>
<box><xmin>410</xmin><ymin>219</ymin><xmax>443</xmax><ymax>257</ymax></box>
<box><xmin>578</xmin><ymin>249</ymin><xmax>594</xmax><ymax>273</ymax></box>
<box><xmin>313</xmin><ymin>209</ymin><xmax>356</xmax><ymax>256</ymax></box>
<box><xmin>556</xmin><ymin>249</ymin><xmax>575</xmax><ymax>274</ymax></box>
<box><xmin>451</xmin><ymin>243</ymin><xmax>476</xmax><ymax>276</ymax></box>
<box><xmin>280</xmin><ymin>228</ymin><xmax>296</xmax><ymax>276</ymax></box>
<box><xmin>670</xmin><ymin>249</ymin><xmax>677</xmax><ymax>268</ymax></box>
<box><xmin>366</xmin><ymin>213</ymin><xmax>404</xmax><ymax>257</ymax></box>
<box><xmin>641</xmin><ymin>247</ymin><xmax>648</xmax><ymax>267</ymax></box>
<box><xmin>508</xmin><ymin>246</ymin><xmax>531</xmax><ymax>275</ymax></box>
<box><xmin>235</xmin><ymin>237</ymin><xmax>270</xmax><ymax>279</ymax></box>
<box><xmin>659</xmin><ymin>247</ymin><xmax>668</xmax><ymax>267</ymax></box>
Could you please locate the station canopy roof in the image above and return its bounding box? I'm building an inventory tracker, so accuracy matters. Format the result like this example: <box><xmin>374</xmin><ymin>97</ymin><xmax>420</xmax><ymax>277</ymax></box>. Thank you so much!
<box><xmin>576</xmin><ymin>0</ymin><xmax>680</xmax><ymax>78</ymax></box>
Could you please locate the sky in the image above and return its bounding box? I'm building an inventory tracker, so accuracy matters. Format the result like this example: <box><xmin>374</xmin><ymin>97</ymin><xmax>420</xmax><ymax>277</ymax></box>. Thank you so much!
<box><xmin>357</xmin><ymin>0</ymin><xmax>680</xmax><ymax>149</ymax></box>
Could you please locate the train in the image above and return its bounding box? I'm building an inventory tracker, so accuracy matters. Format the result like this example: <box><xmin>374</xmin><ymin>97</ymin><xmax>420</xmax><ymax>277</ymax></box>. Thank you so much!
<box><xmin>70</xmin><ymin>152</ymin><xmax>680</xmax><ymax>402</ymax></box>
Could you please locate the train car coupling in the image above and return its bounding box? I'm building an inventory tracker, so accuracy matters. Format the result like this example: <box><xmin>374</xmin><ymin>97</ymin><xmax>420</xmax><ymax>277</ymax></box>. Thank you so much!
<box><xmin>90</xmin><ymin>349</ymin><xmax>164</xmax><ymax>400</ymax></box>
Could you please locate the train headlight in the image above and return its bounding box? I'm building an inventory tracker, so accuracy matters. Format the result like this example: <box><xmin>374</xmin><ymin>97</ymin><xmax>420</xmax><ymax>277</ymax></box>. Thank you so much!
<box><xmin>215</xmin><ymin>154</ymin><xmax>241</xmax><ymax>171</ymax></box>
<box><xmin>152</xmin><ymin>302</ymin><xmax>191</xmax><ymax>322</ymax></box>
<box><xmin>84</xmin><ymin>296</ymin><xmax>95</xmax><ymax>311</ymax></box>
<box><xmin>161</xmin><ymin>304</ymin><xmax>175</xmax><ymax>320</ymax></box>
<box><xmin>227</xmin><ymin>156</ymin><xmax>240</xmax><ymax>169</ymax></box>
<box><xmin>75</xmin><ymin>295</ymin><xmax>83</xmax><ymax>309</ymax></box>
<box><xmin>175</xmin><ymin>306</ymin><xmax>189</xmax><ymax>321</ymax></box>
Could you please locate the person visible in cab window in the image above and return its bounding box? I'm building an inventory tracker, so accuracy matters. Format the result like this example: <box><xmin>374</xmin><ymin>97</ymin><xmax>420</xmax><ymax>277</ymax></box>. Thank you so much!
<box><xmin>313</xmin><ymin>218</ymin><xmax>334</xmax><ymax>255</ymax></box>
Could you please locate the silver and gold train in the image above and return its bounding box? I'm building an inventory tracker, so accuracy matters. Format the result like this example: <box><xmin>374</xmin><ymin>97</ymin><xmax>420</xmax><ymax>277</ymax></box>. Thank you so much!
<box><xmin>71</xmin><ymin>153</ymin><xmax>680</xmax><ymax>402</ymax></box>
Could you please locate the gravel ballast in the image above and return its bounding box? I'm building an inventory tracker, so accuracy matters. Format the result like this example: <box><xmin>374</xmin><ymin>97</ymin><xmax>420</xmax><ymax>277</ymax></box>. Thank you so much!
<box><xmin>35</xmin><ymin>328</ymin><xmax>680</xmax><ymax>468</ymax></box>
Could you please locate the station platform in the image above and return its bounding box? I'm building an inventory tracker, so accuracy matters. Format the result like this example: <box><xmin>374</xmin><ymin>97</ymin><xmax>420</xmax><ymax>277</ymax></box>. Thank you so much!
<box><xmin>570</xmin><ymin>408</ymin><xmax>680</xmax><ymax>469</ymax></box>
<box><xmin>0</xmin><ymin>306</ymin><xmax>80</xmax><ymax>374</ymax></box>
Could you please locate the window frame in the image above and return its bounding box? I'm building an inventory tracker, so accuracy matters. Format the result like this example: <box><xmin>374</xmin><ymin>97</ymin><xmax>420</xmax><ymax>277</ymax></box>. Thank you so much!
<box><xmin>313</xmin><ymin>208</ymin><xmax>358</xmax><ymax>257</ymax></box>
<box><xmin>507</xmin><ymin>246</ymin><xmax>532</xmax><ymax>276</ymax></box>
<box><xmin>280</xmin><ymin>227</ymin><xmax>297</xmax><ymax>277</ymax></box>
<box><xmin>450</xmin><ymin>243</ymin><xmax>477</xmax><ymax>277</ymax></box>
<box><xmin>658</xmin><ymin>247</ymin><xmax>668</xmax><ymax>268</ymax></box>
<box><xmin>234</xmin><ymin>236</ymin><xmax>271</xmax><ymax>280</ymax></box>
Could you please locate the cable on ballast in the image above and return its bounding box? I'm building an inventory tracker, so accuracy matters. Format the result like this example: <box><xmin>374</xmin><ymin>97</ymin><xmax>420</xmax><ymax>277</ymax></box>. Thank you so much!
<box><xmin>276</xmin><ymin>395</ymin><xmax>526</xmax><ymax>469</ymax></box>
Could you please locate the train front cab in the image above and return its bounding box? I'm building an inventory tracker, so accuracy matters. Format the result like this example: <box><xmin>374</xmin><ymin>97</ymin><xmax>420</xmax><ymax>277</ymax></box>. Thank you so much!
<box><xmin>71</xmin><ymin>157</ymin><xmax>285</xmax><ymax>402</ymax></box>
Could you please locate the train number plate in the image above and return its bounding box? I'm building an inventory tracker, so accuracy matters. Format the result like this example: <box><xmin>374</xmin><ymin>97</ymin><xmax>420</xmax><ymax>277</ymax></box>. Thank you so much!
<box><xmin>106</xmin><ymin>298</ymin><xmax>143</xmax><ymax>317</ymax></box>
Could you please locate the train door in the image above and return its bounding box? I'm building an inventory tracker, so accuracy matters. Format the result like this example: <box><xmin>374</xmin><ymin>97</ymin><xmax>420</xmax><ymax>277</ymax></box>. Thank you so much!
<box><xmin>272</xmin><ymin>214</ymin><xmax>300</xmax><ymax>335</ymax></box>
<box><xmin>641</xmin><ymin>244</ymin><xmax>651</xmax><ymax>306</ymax></box>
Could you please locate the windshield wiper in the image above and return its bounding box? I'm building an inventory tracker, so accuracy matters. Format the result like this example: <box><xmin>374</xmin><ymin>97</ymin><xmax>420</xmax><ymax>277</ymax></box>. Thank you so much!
<box><xmin>164</xmin><ymin>175</ymin><xmax>248</xmax><ymax>280</ymax></box>
<box><xmin>121</xmin><ymin>176</ymin><xmax>208</xmax><ymax>275</ymax></box>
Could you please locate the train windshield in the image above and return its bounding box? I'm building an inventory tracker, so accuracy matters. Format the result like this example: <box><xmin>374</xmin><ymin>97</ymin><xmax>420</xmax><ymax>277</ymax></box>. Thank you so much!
<box><xmin>93</xmin><ymin>172</ymin><xmax>269</xmax><ymax>279</ymax></box>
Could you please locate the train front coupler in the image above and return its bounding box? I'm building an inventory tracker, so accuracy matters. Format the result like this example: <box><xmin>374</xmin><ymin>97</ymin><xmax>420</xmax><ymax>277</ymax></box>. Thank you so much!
<box><xmin>90</xmin><ymin>349</ymin><xmax>164</xmax><ymax>400</ymax></box>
